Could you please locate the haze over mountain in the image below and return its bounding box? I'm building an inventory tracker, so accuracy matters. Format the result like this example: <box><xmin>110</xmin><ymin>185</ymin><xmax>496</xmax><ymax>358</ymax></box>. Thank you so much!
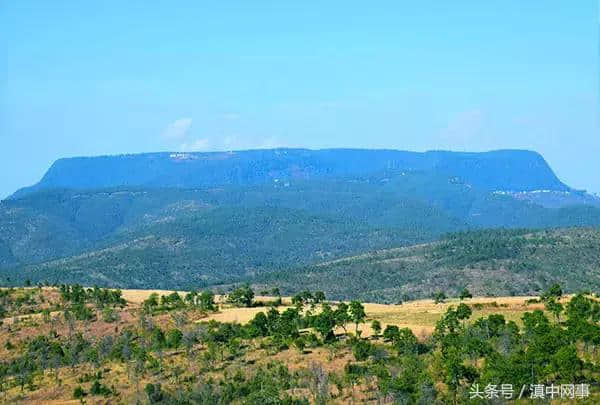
<box><xmin>1</xmin><ymin>148</ymin><xmax>599</xmax><ymax>295</ymax></box>
<box><xmin>9</xmin><ymin>149</ymin><xmax>570</xmax><ymax>199</ymax></box>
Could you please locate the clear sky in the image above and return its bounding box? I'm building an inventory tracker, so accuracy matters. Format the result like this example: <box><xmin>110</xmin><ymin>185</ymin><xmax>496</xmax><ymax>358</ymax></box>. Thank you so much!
<box><xmin>1</xmin><ymin>1</ymin><xmax>598</xmax><ymax>198</ymax></box>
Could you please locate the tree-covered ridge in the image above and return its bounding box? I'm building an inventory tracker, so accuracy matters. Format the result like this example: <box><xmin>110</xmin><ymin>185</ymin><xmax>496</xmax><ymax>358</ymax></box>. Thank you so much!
<box><xmin>2</xmin><ymin>172</ymin><xmax>600</xmax><ymax>290</ymax></box>
<box><xmin>5</xmin><ymin>204</ymin><xmax>448</xmax><ymax>289</ymax></box>
<box><xmin>253</xmin><ymin>228</ymin><xmax>600</xmax><ymax>302</ymax></box>
<box><xmin>0</xmin><ymin>284</ymin><xmax>598</xmax><ymax>403</ymax></box>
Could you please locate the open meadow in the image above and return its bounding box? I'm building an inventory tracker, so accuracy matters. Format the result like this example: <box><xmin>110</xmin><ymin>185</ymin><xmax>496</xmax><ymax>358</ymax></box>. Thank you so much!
<box><xmin>121</xmin><ymin>289</ymin><xmax>550</xmax><ymax>337</ymax></box>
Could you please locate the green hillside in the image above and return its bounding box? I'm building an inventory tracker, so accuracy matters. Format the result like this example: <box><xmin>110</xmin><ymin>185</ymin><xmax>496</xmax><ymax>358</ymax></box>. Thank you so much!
<box><xmin>253</xmin><ymin>228</ymin><xmax>600</xmax><ymax>302</ymax></box>
<box><xmin>2</xmin><ymin>169</ymin><xmax>600</xmax><ymax>290</ymax></box>
<box><xmin>6</xmin><ymin>205</ymin><xmax>454</xmax><ymax>289</ymax></box>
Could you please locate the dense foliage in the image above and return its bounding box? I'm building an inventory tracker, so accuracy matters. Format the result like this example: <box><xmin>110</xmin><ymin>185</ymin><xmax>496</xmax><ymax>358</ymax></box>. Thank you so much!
<box><xmin>253</xmin><ymin>228</ymin><xmax>600</xmax><ymax>302</ymax></box>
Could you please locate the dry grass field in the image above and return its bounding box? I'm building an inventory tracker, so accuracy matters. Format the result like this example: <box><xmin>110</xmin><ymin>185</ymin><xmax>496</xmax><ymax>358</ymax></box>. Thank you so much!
<box><xmin>0</xmin><ymin>287</ymin><xmax>591</xmax><ymax>404</ymax></box>
<box><xmin>119</xmin><ymin>288</ymin><xmax>552</xmax><ymax>338</ymax></box>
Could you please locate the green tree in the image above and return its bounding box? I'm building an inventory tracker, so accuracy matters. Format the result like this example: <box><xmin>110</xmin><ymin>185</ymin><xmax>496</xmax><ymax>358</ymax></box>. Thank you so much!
<box><xmin>456</xmin><ymin>303</ymin><xmax>472</xmax><ymax>320</ymax></box>
<box><xmin>314</xmin><ymin>304</ymin><xmax>336</xmax><ymax>342</ymax></box>
<box><xmin>459</xmin><ymin>288</ymin><xmax>472</xmax><ymax>300</ymax></box>
<box><xmin>371</xmin><ymin>320</ymin><xmax>382</xmax><ymax>337</ymax></box>
<box><xmin>184</xmin><ymin>290</ymin><xmax>198</xmax><ymax>307</ymax></box>
<box><xmin>566</xmin><ymin>293</ymin><xmax>591</xmax><ymax>320</ymax></box>
<box><xmin>73</xmin><ymin>386</ymin><xmax>85</xmax><ymax>399</ymax></box>
<box><xmin>349</xmin><ymin>301</ymin><xmax>366</xmax><ymax>335</ymax></box>
<box><xmin>292</xmin><ymin>293</ymin><xmax>305</xmax><ymax>311</ymax></box>
<box><xmin>227</xmin><ymin>284</ymin><xmax>254</xmax><ymax>307</ymax></box>
<box><xmin>383</xmin><ymin>325</ymin><xmax>400</xmax><ymax>342</ymax></box>
<box><xmin>143</xmin><ymin>293</ymin><xmax>159</xmax><ymax>311</ymax></box>
<box><xmin>101</xmin><ymin>307</ymin><xmax>119</xmax><ymax>323</ymax></box>
<box><xmin>198</xmin><ymin>291</ymin><xmax>216</xmax><ymax>311</ymax></box>
<box><xmin>248</xmin><ymin>312</ymin><xmax>269</xmax><ymax>337</ymax></box>
<box><xmin>541</xmin><ymin>283</ymin><xmax>563</xmax><ymax>301</ymax></box>
<box><xmin>333</xmin><ymin>303</ymin><xmax>350</xmax><ymax>334</ymax></box>
<box><xmin>549</xmin><ymin>345</ymin><xmax>582</xmax><ymax>383</ymax></box>
<box><xmin>150</xmin><ymin>327</ymin><xmax>166</xmax><ymax>350</ymax></box>
<box><xmin>313</xmin><ymin>291</ymin><xmax>326</xmax><ymax>303</ymax></box>
<box><xmin>433</xmin><ymin>291</ymin><xmax>447</xmax><ymax>304</ymax></box>
<box><xmin>293</xmin><ymin>336</ymin><xmax>306</xmax><ymax>354</ymax></box>
<box><xmin>395</xmin><ymin>328</ymin><xmax>419</xmax><ymax>355</ymax></box>
<box><xmin>145</xmin><ymin>383</ymin><xmax>165</xmax><ymax>403</ymax></box>
<box><xmin>545</xmin><ymin>298</ymin><xmax>563</xmax><ymax>321</ymax></box>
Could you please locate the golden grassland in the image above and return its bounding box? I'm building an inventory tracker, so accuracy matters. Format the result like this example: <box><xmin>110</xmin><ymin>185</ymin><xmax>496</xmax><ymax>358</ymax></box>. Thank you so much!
<box><xmin>0</xmin><ymin>288</ymin><xmax>587</xmax><ymax>404</ymax></box>
<box><xmin>121</xmin><ymin>289</ymin><xmax>553</xmax><ymax>338</ymax></box>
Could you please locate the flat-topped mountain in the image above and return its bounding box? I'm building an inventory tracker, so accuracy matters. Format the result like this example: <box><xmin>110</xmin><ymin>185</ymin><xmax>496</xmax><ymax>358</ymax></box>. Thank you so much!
<box><xmin>2</xmin><ymin>148</ymin><xmax>599</xmax><ymax>291</ymax></box>
<box><xmin>10</xmin><ymin>149</ymin><xmax>569</xmax><ymax>199</ymax></box>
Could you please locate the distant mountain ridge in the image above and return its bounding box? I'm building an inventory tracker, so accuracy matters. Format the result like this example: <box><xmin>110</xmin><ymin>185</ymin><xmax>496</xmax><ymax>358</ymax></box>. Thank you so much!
<box><xmin>9</xmin><ymin>148</ymin><xmax>570</xmax><ymax>199</ymax></box>
<box><xmin>2</xmin><ymin>147</ymin><xmax>600</xmax><ymax>290</ymax></box>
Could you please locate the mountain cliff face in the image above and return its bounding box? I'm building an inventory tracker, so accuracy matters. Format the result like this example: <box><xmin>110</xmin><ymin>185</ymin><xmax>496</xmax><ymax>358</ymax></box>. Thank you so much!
<box><xmin>10</xmin><ymin>149</ymin><xmax>569</xmax><ymax>199</ymax></box>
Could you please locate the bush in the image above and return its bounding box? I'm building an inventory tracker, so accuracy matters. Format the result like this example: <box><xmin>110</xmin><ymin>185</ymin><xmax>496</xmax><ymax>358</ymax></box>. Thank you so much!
<box><xmin>459</xmin><ymin>288</ymin><xmax>472</xmax><ymax>300</ymax></box>
<box><xmin>90</xmin><ymin>380</ymin><xmax>112</xmax><ymax>396</ymax></box>
<box><xmin>101</xmin><ymin>307</ymin><xmax>119</xmax><ymax>323</ymax></box>
<box><xmin>433</xmin><ymin>291</ymin><xmax>447</xmax><ymax>304</ymax></box>
<box><xmin>72</xmin><ymin>304</ymin><xmax>94</xmax><ymax>321</ymax></box>
<box><xmin>73</xmin><ymin>386</ymin><xmax>85</xmax><ymax>399</ymax></box>
<box><xmin>145</xmin><ymin>383</ymin><xmax>164</xmax><ymax>403</ymax></box>
<box><xmin>293</xmin><ymin>336</ymin><xmax>306</xmax><ymax>353</ymax></box>
<box><xmin>143</xmin><ymin>293</ymin><xmax>159</xmax><ymax>310</ymax></box>
<box><xmin>383</xmin><ymin>325</ymin><xmax>400</xmax><ymax>342</ymax></box>
<box><xmin>352</xmin><ymin>339</ymin><xmax>374</xmax><ymax>361</ymax></box>
<box><xmin>166</xmin><ymin>328</ymin><xmax>183</xmax><ymax>348</ymax></box>
<box><xmin>371</xmin><ymin>320</ymin><xmax>382</xmax><ymax>336</ymax></box>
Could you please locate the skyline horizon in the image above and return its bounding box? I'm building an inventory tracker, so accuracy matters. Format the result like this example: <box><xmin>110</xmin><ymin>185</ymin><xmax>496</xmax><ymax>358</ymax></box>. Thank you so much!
<box><xmin>2</xmin><ymin>1</ymin><xmax>598</xmax><ymax>198</ymax></box>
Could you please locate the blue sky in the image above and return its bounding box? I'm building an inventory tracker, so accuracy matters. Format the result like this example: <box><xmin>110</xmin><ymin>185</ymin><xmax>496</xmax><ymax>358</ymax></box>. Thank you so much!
<box><xmin>1</xmin><ymin>1</ymin><xmax>598</xmax><ymax>198</ymax></box>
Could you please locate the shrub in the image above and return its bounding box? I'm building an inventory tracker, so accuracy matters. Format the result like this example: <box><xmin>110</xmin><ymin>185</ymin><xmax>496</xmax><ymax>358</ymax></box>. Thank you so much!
<box><xmin>90</xmin><ymin>380</ymin><xmax>112</xmax><ymax>396</ymax></box>
<box><xmin>383</xmin><ymin>325</ymin><xmax>400</xmax><ymax>342</ymax></box>
<box><xmin>371</xmin><ymin>320</ymin><xmax>382</xmax><ymax>336</ymax></box>
<box><xmin>433</xmin><ymin>291</ymin><xmax>447</xmax><ymax>304</ymax></box>
<box><xmin>145</xmin><ymin>383</ymin><xmax>164</xmax><ymax>403</ymax></box>
<box><xmin>72</xmin><ymin>304</ymin><xmax>94</xmax><ymax>321</ymax></box>
<box><xmin>459</xmin><ymin>288</ymin><xmax>472</xmax><ymax>300</ymax></box>
<box><xmin>73</xmin><ymin>386</ymin><xmax>85</xmax><ymax>399</ymax></box>
<box><xmin>352</xmin><ymin>339</ymin><xmax>374</xmax><ymax>361</ymax></box>
<box><xmin>101</xmin><ymin>307</ymin><xmax>119</xmax><ymax>323</ymax></box>
<box><xmin>293</xmin><ymin>336</ymin><xmax>306</xmax><ymax>353</ymax></box>
<box><xmin>166</xmin><ymin>328</ymin><xmax>183</xmax><ymax>348</ymax></box>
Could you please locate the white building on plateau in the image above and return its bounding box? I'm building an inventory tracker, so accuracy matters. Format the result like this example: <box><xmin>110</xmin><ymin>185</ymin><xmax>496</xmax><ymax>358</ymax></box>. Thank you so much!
<box><xmin>170</xmin><ymin>153</ymin><xmax>191</xmax><ymax>160</ymax></box>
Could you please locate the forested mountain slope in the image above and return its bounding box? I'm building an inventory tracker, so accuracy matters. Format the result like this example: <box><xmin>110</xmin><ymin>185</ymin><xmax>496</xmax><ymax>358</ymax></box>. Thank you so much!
<box><xmin>253</xmin><ymin>228</ymin><xmax>600</xmax><ymax>302</ymax></box>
